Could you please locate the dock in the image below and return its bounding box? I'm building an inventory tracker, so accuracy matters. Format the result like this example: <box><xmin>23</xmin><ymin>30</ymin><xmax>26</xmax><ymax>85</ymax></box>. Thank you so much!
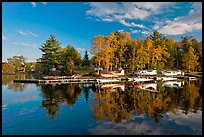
<box><xmin>13</xmin><ymin>78</ymin><xmax>97</xmax><ymax>84</ymax></box>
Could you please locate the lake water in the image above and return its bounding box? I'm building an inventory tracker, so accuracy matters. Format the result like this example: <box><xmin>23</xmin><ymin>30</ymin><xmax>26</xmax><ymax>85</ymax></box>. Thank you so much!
<box><xmin>2</xmin><ymin>75</ymin><xmax>202</xmax><ymax>135</ymax></box>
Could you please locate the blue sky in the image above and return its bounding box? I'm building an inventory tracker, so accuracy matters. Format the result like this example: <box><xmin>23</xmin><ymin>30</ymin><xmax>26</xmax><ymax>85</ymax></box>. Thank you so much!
<box><xmin>2</xmin><ymin>2</ymin><xmax>202</xmax><ymax>62</ymax></box>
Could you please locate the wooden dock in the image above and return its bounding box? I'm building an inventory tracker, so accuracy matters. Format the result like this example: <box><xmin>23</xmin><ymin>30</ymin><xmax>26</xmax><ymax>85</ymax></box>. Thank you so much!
<box><xmin>13</xmin><ymin>78</ymin><xmax>97</xmax><ymax>84</ymax></box>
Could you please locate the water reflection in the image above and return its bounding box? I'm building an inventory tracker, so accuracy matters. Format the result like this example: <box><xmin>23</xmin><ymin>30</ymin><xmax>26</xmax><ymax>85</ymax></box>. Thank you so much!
<box><xmin>2</xmin><ymin>74</ymin><xmax>31</xmax><ymax>91</ymax></box>
<box><xmin>2</xmin><ymin>74</ymin><xmax>202</xmax><ymax>134</ymax></box>
<box><xmin>91</xmin><ymin>79</ymin><xmax>202</xmax><ymax>124</ymax></box>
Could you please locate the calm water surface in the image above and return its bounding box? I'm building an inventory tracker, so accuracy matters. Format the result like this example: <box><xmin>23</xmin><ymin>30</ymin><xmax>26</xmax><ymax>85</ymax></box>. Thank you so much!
<box><xmin>2</xmin><ymin>75</ymin><xmax>202</xmax><ymax>135</ymax></box>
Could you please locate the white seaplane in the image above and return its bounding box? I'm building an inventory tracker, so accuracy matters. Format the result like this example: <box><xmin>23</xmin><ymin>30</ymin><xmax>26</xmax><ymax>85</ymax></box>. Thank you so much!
<box><xmin>161</xmin><ymin>70</ymin><xmax>184</xmax><ymax>76</ymax></box>
<box><xmin>133</xmin><ymin>69</ymin><xmax>157</xmax><ymax>76</ymax></box>
<box><xmin>100</xmin><ymin>69</ymin><xmax>125</xmax><ymax>78</ymax></box>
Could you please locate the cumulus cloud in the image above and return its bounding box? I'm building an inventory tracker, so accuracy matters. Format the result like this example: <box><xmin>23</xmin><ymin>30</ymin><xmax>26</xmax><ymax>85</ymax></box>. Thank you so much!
<box><xmin>18</xmin><ymin>30</ymin><xmax>38</xmax><ymax>37</ymax></box>
<box><xmin>2</xmin><ymin>35</ymin><xmax>7</xmax><ymax>40</ymax></box>
<box><xmin>86</xmin><ymin>2</ymin><xmax>176</xmax><ymax>24</ymax></box>
<box><xmin>87</xmin><ymin>2</ymin><xmax>201</xmax><ymax>36</ymax></box>
<box><xmin>12</xmin><ymin>42</ymin><xmax>37</xmax><ymax>48</ymax></box>
<box><xmin>155</xmin><ymin>2</ymin><xmax>202</xmax><ymax>35</ymax></box>
<box><xmin>86</xmin><ymin>2</ymin><xmax>178</xmax><ymax>36</ymax></box>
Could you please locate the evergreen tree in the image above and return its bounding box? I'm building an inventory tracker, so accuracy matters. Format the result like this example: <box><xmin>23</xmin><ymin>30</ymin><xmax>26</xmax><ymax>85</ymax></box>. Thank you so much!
<box><xmin>82</xmin><ymin>50</ymin><xmax>89</xmax><ymax>67</ymax></box>
<box><xmin>39</xmin><ymin>35</ymin><xmax>62</xmax><ymax>75</ymax></box>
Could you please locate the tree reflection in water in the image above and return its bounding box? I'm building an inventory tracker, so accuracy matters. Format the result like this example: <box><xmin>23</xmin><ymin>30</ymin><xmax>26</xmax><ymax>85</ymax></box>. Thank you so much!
<box><xmin>90</xmin><ymin>79</ymin><xmax>202</xmax><ymax>124</ymax></box>
<box><xmin>2</xmin><ymin>74</ymin><xmax>30</xmax><ymax>91</ymax></box>
<box><xmin>39</xmin><ymin>84</ymin><xmax>83</xmax><ymax>120</ymax></box>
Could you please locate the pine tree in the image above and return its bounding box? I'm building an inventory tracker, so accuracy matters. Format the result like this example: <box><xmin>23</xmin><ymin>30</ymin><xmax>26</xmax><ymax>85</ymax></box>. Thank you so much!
<box><xmin>39</xmin><ymin>35</ymin><xmax>62</xmax><ymax>75</ymax></box>
<box><xmin>82</xmin><ymin>50</ymin><xmax>89</xmax><ymax>67</ymax></box>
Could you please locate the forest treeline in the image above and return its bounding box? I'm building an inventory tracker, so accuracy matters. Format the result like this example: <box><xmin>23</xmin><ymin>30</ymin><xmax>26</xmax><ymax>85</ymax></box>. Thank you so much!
<box><xmin>90</xmin><ymin>31</ymin><xmax>202</xmax><ymax>73</ymax></box>
<box><xmin>2</xmin><ymin>31</ymin><xmax>202</xmax><ymax>76</ymax></box>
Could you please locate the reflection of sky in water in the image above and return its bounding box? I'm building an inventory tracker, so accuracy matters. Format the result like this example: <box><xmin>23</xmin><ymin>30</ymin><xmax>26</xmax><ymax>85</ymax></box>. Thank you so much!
<box><xmin>2</xmin><ymin>77</ymin><xmax>202</xmax><ymax>135</ymax></box>
<box><xmin>88</xmin><ymin>110</ymin><xmax>202</xmax><ymax>135</ymax></box>
<box><xmin>2</xmin><ymin>84</ymin><xmax>42</xmax><ymax>109</ymax></box>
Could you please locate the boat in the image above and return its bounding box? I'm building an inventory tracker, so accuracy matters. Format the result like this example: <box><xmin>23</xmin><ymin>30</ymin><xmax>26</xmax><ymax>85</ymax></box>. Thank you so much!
<box><xmin>134</xmin><ymin>69</ymin><xmax>157</xmax><ymax>76</ymax></box>
<box><xmin>100</xmin><ymin>69</ymin><xmax>125</xmax><ymax>78</ymax></box>
<box><xmin>161</xmin><ymin>70</ymin><xmax>184</xmax><ymax>76</ymax></box>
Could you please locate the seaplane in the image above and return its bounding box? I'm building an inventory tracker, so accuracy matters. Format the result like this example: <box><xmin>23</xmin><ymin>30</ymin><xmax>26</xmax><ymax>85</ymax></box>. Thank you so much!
<box><xmin>100</xmin><ymin>69</ymin><xmax>125</xmax><ymax>78</ymax></box>
<box><xmin>161</xmin><ymin>70</ymin><xmax>184</xmax><ymax>76</ymax></box>
<box><xmin>134</xmin><ymin>83</ymin><xmax>159</xmax><ymax>93</ymax></box>
<box><xmin>133</xmin><ymin>69</ymin><xmax>157</xmax><ymax>76</ymax></box>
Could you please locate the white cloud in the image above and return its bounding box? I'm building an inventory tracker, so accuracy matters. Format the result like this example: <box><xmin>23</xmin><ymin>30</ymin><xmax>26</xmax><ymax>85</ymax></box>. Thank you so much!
<box><xmin>153</xmin><ymin>2</ymin><xmax>202</xmax><ymax>35</ymax></box>
<box><xmin>86</xmin><ymin>2</ymin><xmax>176</xmax><ymax>22</ymax></box>
<box><xmin>29</xmin><ymin>2</ymin><xmax>48</xmax><ymax>7</ymax></box>
<box><xmin>18</xmin><ymin>30</ymin><xmax>38</xmax><ymax>37</ymax></box>
<box><xmin>119</xmin><ymin>20</ymin><xmax>132</xmax><ymax>27</ymax></box>
<box><xmin>77</xmin><ymin>48</ymin><xmax>86</xmax><ymax>52</ymax></box>
<box><xmin>119</xmin><ymin>20</ymin><xmax>148</xmax><ymax>29</ymax></box>
<box><xmin>30</xmin><ymin>2</ymin><xmax>36</xmax><ymax>8</ymax></box>
<box><xmin>19</xmin><ymin>30</ymin><xmax>27</xmax><ymax>35</ymax></box>
<box><xmin>141</xmin><ymin>31</ymin><xmax>150</xmax><ymax>35</ymax></box>
<box><xmin>102</xmin><ymin>18</ymin><xmax>113</xmax><ymax>22</ymax></box>
<box><xmin>28</xmin><ymin>31</ymin><xmax>38</xmax><ymax>37</ymax></box>
<box><xmin>131</xmin><ymin>22</ymin><xmax>146</xmax><ymax>29</ymax></box>
<box><xmin>131</xmin><ymin>30</ymin><xmax>139</xmax><ymax>34</ymax></box>
<box><xmin>157</xmin><ymin>6</ymin><xmax>202</xmax><ymax>35</ymax></box>
<box><xmin>2</xmin><ymin>35</ymin><xmax>7</xmax><ymax>40</ymax></box>
<box><xmin>12</xmin><ymin>42</ymin><xmax>37</xmax><ymax>48</ymax></box>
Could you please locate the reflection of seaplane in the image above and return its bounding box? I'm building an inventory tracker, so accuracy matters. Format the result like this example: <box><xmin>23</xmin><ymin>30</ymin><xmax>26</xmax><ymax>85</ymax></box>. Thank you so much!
<box><xmin>161</xmin><ymin>70</ymin><xmax>184</xmax><ymax>76</ymax></box>
<box><xmin>100</xmin><ymin>69</ymin><xmax>125</xmax><ymax>78</ymax></box>
<box><xmin>134</xmin><ymin>83</ymin><xmax>158</xmax><ymax>93</ymax></box>
<box><xmin>134</xmin><ymin>69</ymin><xmax>157</xmax><ymax>76</ymax></box>
<box><xmin>96</xmin><ymin>79</ymin><xmax>120</xmax><ymax>83</ymax></box>
<box><xmin>101</xmin><ymin>84</ymin><xmax>125</xmax><ymax>91</ymax></box>
<box><xmin>156</xmin><ymin>77</ymin><xmax>177</xmax><ymax>81</ymax></box>
<box><xmin>128</xmin><ymin>77</ymin><xmax>154</xmax><ymax>82</ymax></box>
<box><xmin>161</xmin><ymin>81</ymin><xmax>184</xmax><ymax>88</ymax></box>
